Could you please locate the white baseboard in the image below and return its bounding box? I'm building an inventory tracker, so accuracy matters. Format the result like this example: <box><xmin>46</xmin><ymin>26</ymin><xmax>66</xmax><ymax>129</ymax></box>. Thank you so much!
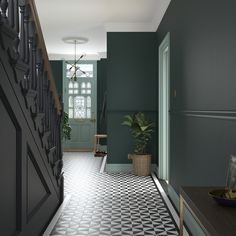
<box><xmin>151</xmin><ymin>173</ymin><xmax>189</xmax><ymax>236</ymax></box>
<box><xmin>100</xmin><ymin>155</ymin><xmax>107</xmax><ymax>173</ymax></box>
<box><xmin>105</xmin><ymin>163</ymin><xmax>133</xmax><ymax>173</ymax></box>
<box><xmin>42</xmin><ymin>195</ymin><xmax>71</xmax><ymax>236</ymax></box>
<box><xmin>105</xmin><ymin>163</ymin><xmax>158</xmax><ymax>174</ymax></box>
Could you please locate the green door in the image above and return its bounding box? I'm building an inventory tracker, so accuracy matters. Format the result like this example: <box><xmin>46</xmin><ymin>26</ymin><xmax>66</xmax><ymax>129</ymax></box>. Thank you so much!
<box><xmin>63</xmin><ymin>61</ymin><xmax>97</xmax><ymax>150</ymax></box>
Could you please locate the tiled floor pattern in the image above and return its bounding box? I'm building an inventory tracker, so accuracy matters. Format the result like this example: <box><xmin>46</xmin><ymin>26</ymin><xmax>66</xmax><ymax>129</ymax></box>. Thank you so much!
<box><xmin>62</xmin><ymin>152</ymin><xmax>103</xmax><ymax>196</ymax></box>
<box><xmin>50</xmin><ymin>152</ymin><xmax>178</xmax><ymax>236</ymax></box>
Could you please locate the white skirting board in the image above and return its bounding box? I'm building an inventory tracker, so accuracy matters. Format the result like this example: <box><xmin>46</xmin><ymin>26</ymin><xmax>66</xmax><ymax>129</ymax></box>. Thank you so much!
<box><xmin>42</xmin><ymin>195</ymin><xmax>71</xmax><ymax>236</ymax></box>
<box><xmin>105</xmin><ymin>163</ymin><xmax>158</xmax><ymax>173</ymax></box>
<box><xmin>100</xmin><ymin>155</ymin><xmax>107</xmax><ymax>173</ymax></box>
<box><xmin>105</xmin><ymin>163</ymin><xmax>133</xmax><ymax>172</ymax></box>
<box><xmin>151</xmin><ymin>174</ymin><xmax>189</xmax><ymax>236</ymax></box>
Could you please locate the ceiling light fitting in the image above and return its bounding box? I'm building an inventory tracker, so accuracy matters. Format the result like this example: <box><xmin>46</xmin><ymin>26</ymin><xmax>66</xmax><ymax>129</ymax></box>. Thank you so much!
<box><xmin>62</xmin><ymin>37</ymin><xmax>89</xmax><ymax>81</ymax></box>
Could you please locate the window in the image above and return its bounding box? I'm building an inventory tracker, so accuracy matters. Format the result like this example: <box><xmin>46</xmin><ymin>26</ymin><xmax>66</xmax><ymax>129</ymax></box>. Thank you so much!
<box><xmin>68</xmin><ymin>80</ymin><xmax>92</xmax><ymax>119</ymax></box>
<box><xmin>81</xmin><ymin>82</ymin><xmax>91</xmax><ymax>94</ymax></box>
<box><xmin>66</xmin><ymin>63</ymin><xmax>94</xmax><ymax>78</ymax></box>
<box><xmin>74</xmin><ymin>96</ymin><xmax>86</xmax><ymax>118</ymax></box>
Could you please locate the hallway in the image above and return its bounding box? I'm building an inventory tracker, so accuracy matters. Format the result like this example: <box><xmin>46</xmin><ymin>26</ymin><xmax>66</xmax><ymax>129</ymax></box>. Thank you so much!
<box><xmin>49</xmin><ymin>153</ymin><xmax>178</xmax><ymax>235</ymax></box>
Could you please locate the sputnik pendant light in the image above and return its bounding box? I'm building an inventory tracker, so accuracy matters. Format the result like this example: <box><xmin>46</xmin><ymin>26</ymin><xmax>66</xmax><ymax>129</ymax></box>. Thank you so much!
<box><xmin>62</xmin><ymin>37</ymin><xmax>89</xmax><ymax>81</ymax></box>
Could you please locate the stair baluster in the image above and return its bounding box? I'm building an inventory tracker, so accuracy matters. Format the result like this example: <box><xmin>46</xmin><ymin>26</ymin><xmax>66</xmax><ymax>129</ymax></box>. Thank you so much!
<box><xmin>0</xmin><ymin>0</ymin><xmax>64</xmax><ymax>234</ymax></box>
<box><xmin>1</xmin><ymin>0</ymin><xmax>8</xmax><ymax>21</ymax></box>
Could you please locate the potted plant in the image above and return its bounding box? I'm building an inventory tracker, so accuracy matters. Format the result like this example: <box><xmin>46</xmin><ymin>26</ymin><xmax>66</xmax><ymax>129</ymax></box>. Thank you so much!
<box><xmin>62</xmin><ymin>111</ymin><xmax>72</xmax><ymax>140</ymax></box>
<box><xmin>122</xmin><ymin>112</ymin><xmax>154</xmax><ymax>176</ymax></box>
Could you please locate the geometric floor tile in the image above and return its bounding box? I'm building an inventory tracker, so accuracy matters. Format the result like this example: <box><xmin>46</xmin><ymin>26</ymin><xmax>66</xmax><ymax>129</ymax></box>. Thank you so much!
<box><xmin>50</xmin><ymin>152</ymin><xmax>178</xmax><ymax>236</ymax></box>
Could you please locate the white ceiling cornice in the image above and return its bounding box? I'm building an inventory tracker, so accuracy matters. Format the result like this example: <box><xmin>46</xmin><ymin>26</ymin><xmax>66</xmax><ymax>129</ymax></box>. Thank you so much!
<box><xmin>152</xmin><ymin>0</ymin><xmax>171</xmax><ymax>30</ymax></box>
<box><xmin>105</xmin><ymin>0</ymin><xmax>171</xmax><ymax>32</ymax></box>
<box><xmin>104</xmin><ymin>22</ymin><xmax>156</xmax><ymax>32</ymax></box>
<box><xmin>35</xmin><ymin>0</ymin><xmax>171</xmax><ymax>60</ymax></box>
<box><xmin>49</xmin><ymin>52</ymin><xmax>107</xmax><ymax>61</ymax></box>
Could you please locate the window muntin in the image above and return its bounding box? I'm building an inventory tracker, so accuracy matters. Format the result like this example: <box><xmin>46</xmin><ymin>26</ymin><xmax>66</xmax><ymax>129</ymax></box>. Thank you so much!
<box><xmin>68</xmin><ymin>80</ymin><xmax>92</xmax><ymax>119</ymax></box>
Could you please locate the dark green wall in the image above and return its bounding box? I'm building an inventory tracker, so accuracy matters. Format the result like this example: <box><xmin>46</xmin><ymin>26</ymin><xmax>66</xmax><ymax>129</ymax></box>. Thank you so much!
<box><xmin>157</xmin><ymin>0</ymin><xmax>236</xmax><ymax>192</ymax></box>
<box><xmin>50</xmin><ymin>61</ymin><xmax>63</xmax><ymax>97</ymax></box>
<box><xmin>97</xmin><ymin>59</ymin><xmax>107</xmax><ymax>135</ymax></box>
<box><xmin>107</xmin><ymin>32</ymin><xmax>157</xmax><ymax>164</ymax></box>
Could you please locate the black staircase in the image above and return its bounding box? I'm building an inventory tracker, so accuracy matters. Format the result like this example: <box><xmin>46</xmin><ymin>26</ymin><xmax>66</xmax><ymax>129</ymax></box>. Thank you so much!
<box><xmin>0</xmin><ymin>0</ymin><xmax>63</xmax><ymax>235</ymax></box>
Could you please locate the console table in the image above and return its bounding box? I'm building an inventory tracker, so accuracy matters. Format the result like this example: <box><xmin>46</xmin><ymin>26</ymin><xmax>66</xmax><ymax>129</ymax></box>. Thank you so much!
<box><xmin>179</xmin><ymin>187</ymin><xmax>236</xmax><ymax>236</ymax></box>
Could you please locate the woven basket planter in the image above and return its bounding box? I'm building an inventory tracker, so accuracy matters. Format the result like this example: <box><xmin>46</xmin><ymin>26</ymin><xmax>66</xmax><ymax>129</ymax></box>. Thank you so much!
<box><xmin>128</xmin><ymin>154</ymin><xmax>151</xmax><ymax>176</ymax></box>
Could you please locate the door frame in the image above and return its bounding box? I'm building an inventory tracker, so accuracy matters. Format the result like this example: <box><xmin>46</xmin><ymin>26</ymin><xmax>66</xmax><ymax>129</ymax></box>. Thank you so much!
<box><xmin>158</xmin><ymin>32</ymin><xmax>170</xmax><ymax>181</ymax></box>
<box><xmin>62</xmin><ymin>60</ymin><xmax>97</xmax><ymax>151</ymax></box>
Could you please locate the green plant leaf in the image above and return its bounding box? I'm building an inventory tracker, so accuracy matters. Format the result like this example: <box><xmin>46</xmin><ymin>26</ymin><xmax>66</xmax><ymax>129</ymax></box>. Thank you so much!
<box><xmin>121</xmin><ymin>120</ymin><xmax>132</xmax><ymax>126</ymax></box>
<box><xmin>62</xmin><ymin>111</ymin><xmax>72</xmax><ymax>140</ymax></box>
<box><xmin>121</xmin><ymin>112</ymin><xmax>155</xmax><ymax>154</ymax></box>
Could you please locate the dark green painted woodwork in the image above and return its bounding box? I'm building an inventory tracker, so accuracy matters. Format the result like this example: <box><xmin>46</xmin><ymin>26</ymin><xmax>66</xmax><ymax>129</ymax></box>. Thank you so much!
<box><xmin>50</xmin><ymin>61</ymin><xmax>63</xmax><ymax>96</ymax></box>
<box><xmin>107</xmin><ymin>32</ymin><xmax>157</xmax><ymax>164</ymax></box>
<box><xmin>0</xmin><ymin>31</ymin><xmax>63</xmax><ymax>236</ymax></box>
<box><xmin>0</xmin><ymin>97</ymin><xmax>18</xmax><ymax>235</ymax></box>
<box><xmin>157</xmin><ymin>0</ymin><xmax>236</xmax><ymax>192</ymax></box>
<box><xmin>97</xmin><ymin>59</ymin><xmax>107</xmax><ymax>136</ymax></box>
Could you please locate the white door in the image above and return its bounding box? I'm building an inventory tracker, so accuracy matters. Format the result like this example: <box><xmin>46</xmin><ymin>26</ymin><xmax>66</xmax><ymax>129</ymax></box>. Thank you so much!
<box><xmin>159</xmin><ymin>33</ymin><xmax>170</xmax><ymax>181</ymax></box>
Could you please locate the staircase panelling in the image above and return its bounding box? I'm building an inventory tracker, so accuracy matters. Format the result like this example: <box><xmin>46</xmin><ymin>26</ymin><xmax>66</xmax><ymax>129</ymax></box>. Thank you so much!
<box><xmin>0</xmin><ymin>1</ymin><xmax>63</xmax><ymax>235</ymax></box>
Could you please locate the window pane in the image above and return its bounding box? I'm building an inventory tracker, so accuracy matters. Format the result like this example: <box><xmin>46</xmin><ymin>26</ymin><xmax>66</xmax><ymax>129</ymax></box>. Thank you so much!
<box><xmin>87</xmin><ymin>82</ymin><xmax>91</xmax><ymax>88</ymax></box>
<box><xmin>87</xmin><ymin>89</ymin><xmax>91</xmax><ymax>94</ymax></box>
<box><xmin>74</xmin><ymin>89</ymin><xmax>79</xmax><ymax>94</ymax></box>
<box><xmin>66</xmin><ymin>64</ymin><xmax>74</xmax><ymax>78</ymax></box>
<box><xmin>69</xmin><ymin>96</ymin><xmax>73</xmax><ymax>107</ymax></box>
<box><xmin>74</xmin><ymin>82</ymin><xmax>79</xmax><ymax>88</ymax></box>
<box><xmin>81</xmin><ymin>82</ymin><xmax>86</xmax><ymax>88</ymax></box>
<box><xmin>69</xmin><ymin>89</ymin><xmax>73</xmax><ymax>94</ymax></box>
<box><xmin>76</xmin><ymin>69</ymin><xmax>85</xmax><ymax>77</ymax></box>
<box><xmin>77</xmin><ymin>64</ymin><xmax>93</xmax><ymax>78</ymax></box>
<box><xmin>67</xmin><ymin>63</ymin><xmax>93</xmax><ymax>78</ymax></box>
<box><xmin>87</xmin><ymin>109</ymin><xmax>91</xmax><ymax>118</ymax></box>
<box><xmin>74</xmin><ymin>96</ymin><xmax>86</xmax><ymax>118</ymax></box>
<box><xmin>87</xmin><ymin>96</ymin><xmax>91</xmax><ymax>108</ymax></box>
<box><xmin>69</xmin><ymin>109</ymin><xmax>73</xmax><ymax>118</ymax></box>
<box><xmin>81</xmin><ymin>89</ymin><xmax>86</xmax><ymax>94</ymax></box>
<box><xmin>69</xmin><ymin>81</ymin><xmax>73</xmax><ymax>88</ymax></box>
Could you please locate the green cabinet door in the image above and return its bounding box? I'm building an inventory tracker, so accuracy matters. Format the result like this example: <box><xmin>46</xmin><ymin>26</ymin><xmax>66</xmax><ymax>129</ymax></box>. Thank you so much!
<box><xmin>63</xmin><ymin>61</ymin><xmax>97</xmax><ymax>150</ymax></box>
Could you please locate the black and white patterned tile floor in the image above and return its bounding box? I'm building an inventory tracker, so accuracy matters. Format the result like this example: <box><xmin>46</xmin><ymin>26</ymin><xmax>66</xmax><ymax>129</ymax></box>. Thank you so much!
<box><xmin>50</xmin><ymin>152</ymin><xmax>178</xmax><ymax>236</ymax></box>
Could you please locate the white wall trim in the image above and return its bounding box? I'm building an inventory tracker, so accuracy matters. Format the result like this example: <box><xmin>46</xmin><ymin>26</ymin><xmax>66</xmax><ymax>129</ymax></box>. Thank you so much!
<box><xmin>42</xmin><ymin>195</ymin><xmax>71</xmax><ymax>236</ymax></box>
<box><xmin>48</xmin><ymin>53</ymin><xmax>106</xmax><ymax>61</ymax></box>
<box><xmin>158</xmin><ymin>32</ymin><xmax>170</xmax><ymax>181</ymax></box>
<box><xmin>100</xmin><ymin>155</ymin><xmax>107</xmax><ymax>173</ymax></box>
<box><xmin>104</xmin><ymin>22</ymin><xmax>156</xmax><ymax>32</ymax></box>
<box><xmin>152</xmin><ymin>0</ymin><xmax>171</xmax><ymax>31</ymax></box>
<box><xmin>151</xmin><ymin>173</ymin><xmax>189</xmax><ymax>236</ymax></box>
<box><xmin>105</xmin><ymin>163</ymin><xmax>158</xmax><ymax>173</ymax></box>
<box><xmin>105</xmin><ymin>163</ymin><xmax>133</xmax><ymax>173</ymax></box>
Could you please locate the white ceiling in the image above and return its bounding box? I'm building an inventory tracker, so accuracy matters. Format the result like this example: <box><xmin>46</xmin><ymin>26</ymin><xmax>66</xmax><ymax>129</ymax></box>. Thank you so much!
<box><xmin>35</xmin><ymin>0</ymin><xmax>171</xmax><ymax>60</ymax></box>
